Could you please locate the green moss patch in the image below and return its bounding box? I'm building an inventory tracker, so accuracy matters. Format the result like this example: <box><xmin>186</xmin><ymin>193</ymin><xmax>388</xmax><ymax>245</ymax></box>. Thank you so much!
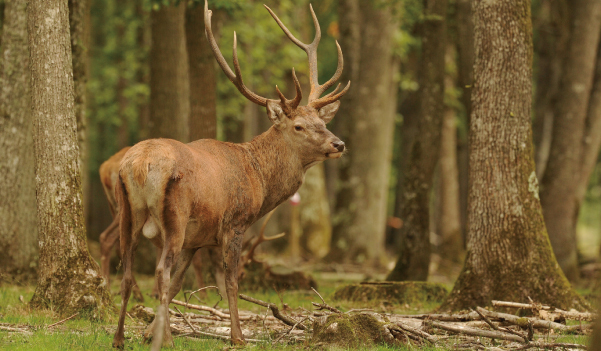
<box><xmin>333</xmin><ymin>281</ymin><xmax>448</xmax><ymax>307</ymax></box>
<box><xmin>312</xmin><ymin>313</ymin><xmax>393</xmax><ymax>347</ymax></box>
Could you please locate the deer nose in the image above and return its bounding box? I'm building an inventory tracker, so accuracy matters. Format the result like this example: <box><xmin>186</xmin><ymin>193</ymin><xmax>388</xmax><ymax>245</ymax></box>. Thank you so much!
<box><xmin>332</xmin><ymin>140</ymin><xmax>345</xmax><ymax>152</ymax></box>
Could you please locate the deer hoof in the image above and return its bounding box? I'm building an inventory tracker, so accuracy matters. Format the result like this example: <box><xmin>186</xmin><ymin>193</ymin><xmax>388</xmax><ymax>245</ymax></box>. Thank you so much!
<box><xmin>231</xmin><ymin>337</ymin><xmax>246</xmax><ymax>346</ymax></box>
<box><xmin>112</xmin><ymin>338</ymin><xmax>125</xmax><ymax>349</ymax></box>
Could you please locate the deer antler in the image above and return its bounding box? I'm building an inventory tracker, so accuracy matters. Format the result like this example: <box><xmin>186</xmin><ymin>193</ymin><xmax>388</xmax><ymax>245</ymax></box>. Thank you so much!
<box><xmin>204</xmin><ymin>1</ymin><xmax>301</xmax><ymax>108</ymax></box>
<box><xmin>264</xmin><ymin>4</ymin><xmax>351</xmax><ymax>109</ymax></box>
<box><xmin>238</xmin><ymin>209</ymin><xmax>285</xmax><ymax>278</ymax></box>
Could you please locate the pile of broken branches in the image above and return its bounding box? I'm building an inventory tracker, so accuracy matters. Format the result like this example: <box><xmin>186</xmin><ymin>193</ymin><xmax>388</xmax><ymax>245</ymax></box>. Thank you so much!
<box><xmin>156</xmin><ymin>287</ymin><xmax>595</xmax><ymax>350</ymax></box>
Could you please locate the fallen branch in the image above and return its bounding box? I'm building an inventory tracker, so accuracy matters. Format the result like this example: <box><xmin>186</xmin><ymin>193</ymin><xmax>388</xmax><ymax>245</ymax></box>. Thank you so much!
<box><xmin>0</xmin><ymin>325</ymin><xmax>33</xmax><ymax>335</ymax></box>
<box><xmin>492</xmin><ymin>300</ymin><xmax>595</xmax><ymax>321</ymax></box>
<box><xmin>239</xmin><ymin>294</ymin><xmax>306</xmax><ymax>330</ymax></box>
<box><xmin>393</xmin><ymin>323</ymin><xmax>437</xmax><ymax>344</ymax></box>
<box><xmin>516</xmin><ymin>341</ymin><xmax>588</xmax><ymax>350</ymax></box>
<box><xmin>47</xmin><ymin>313</ymin><xmax>79</xmax><ymax>328</ymax></box>
<box><xmin>394</xmin><ymin>311</ymin><xmax>480</xmax><ymax>321</ymax></box>
<box><xmin>171</xmin><ymin>299</ymin><xmax>230</xmax><ymax>319</ymax></box>
<box><xmin>427</xmin><ymin>321</ymin><xmax>525</xmax><ymax>343</ymax></box>
<box><xmin>477</xmin><ymin>307</ymin><xmax>588</xmax><ymax>333</ymax></box>
<box><xmin>311</xmin><ymin>287</ymin><xmax>341</xmax><ymax>314</ymax></box>
<box><xmin>473</xmin><ymin>308</ymin><xmax>530</xmax><ymax>343</ymax></box>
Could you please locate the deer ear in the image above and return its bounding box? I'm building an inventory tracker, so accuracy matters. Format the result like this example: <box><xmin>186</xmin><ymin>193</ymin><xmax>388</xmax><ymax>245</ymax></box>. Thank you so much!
<box><xmin>318</xmin><ymin>101</ymin><xmax>341</xmax><ymax>123</ymax></box>
<box><xmin>266</xmin><ymin>100</ymin><xmax>286</xmax><ymax>127</ymax></box>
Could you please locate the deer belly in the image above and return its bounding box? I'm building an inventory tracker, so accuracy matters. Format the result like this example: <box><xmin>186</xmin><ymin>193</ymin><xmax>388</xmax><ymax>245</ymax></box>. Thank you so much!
<box><xmin>142</xmin><ymin>217</ymin><xmax>159</xmax><ymax>239</ymax></box>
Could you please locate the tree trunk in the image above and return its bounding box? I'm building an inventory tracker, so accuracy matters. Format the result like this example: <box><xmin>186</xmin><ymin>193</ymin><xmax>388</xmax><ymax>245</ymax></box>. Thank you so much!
<box><xmin>186</xmin><ymin>3</ymin><xmax>217</xmax><ymax>140</ymax></box>
<box><xmin>149</xmin><ymin>2</ymin><xmax>189</xmax><ymax>142</ymax></box>
<box><xmin>327</xmin><ymin>0</ymin><xmax>398</xmax><ymax>264</ymax></box>
<box><xmin>455</xmin><ymin>0</ymin><xmax>474</xmax><ymax>241</ymax></box>
<box><xmin>28</xmin><ymin>0</ymin><xmax>113</xmax><ymax>317</ymax></box>
<box><xmin>299</xmin><ymin>164</ymin><xmax>332</xmax><ymax>259</ymax></box>
<box><xmin>68</xmin><ymin>0</ymin><xmax>91</xmax><ymax>235</ymax></box>
<box><xmin>387</xmin><ymin>0</ymin><xmax>447</xmax><ymax>281</ymax></box>
<box><xmin>0</xmin><ymin>0</ymin><xmax>38</xmax><ymax>280</ymax></box>
<box><xmin>539</xmin><ymin>0</ymin><xmax>601</xmax><ymax>282</ymax></box>
<box><xmin>437</xmin><ymin>61</ymin><xmax>463</xmax><ymax>265</ymax></box>
<box><xmin>576</xmin><ymin>37</ymin><xmax>601</xmax><ymax>216</ymax></box>
<box><xmin>532</xmin><ymin>0</ymin><xmax>570</xmax><ymax>179</ymax></box>
<box><xmin>441</xmin><ymin>0</ymin><xmax>585</xmax><ymax>311</ymax></box>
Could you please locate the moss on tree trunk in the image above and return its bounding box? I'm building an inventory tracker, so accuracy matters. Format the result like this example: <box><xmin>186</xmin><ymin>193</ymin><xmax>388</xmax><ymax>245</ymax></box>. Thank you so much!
<box><xmin>441</xmin><ymin>0</ymin><xmax>586</xmax><ymax>312</ymax></box>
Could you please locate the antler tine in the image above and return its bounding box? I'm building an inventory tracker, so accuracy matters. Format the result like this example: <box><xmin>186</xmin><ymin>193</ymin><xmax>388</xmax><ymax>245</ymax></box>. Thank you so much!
<box><xmin>205</xmin><ymin>1</ymin><xmax>269</xmax><ymax>107</ymax></box>
<box><xmin>310</xmin><ymin>81</ymin><xmax>351</xmax><ymax>110</ymax></box>
<box><xmin>290</xmin><ymin>68</ymin><xmax>303</xmax><ymax>108</ymax></box>
<box><xmin>265</xmin><ymin>4</ymin><xmax>349</xmax><ymax>107</ymax></box>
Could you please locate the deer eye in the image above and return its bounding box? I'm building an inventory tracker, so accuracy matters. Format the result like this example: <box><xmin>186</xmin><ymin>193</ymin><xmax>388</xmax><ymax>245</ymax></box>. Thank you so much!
<box><xmin>294</xmin><ymin>125</ymin><xmax>303</xmax><ymax>131</ymax></box>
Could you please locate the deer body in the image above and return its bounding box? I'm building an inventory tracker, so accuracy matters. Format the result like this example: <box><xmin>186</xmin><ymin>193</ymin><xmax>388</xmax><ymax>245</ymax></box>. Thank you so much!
<box><xmin>113</xmin><ymin>1</ymin><xmax>350</xmax><ymax>348</ymax></box>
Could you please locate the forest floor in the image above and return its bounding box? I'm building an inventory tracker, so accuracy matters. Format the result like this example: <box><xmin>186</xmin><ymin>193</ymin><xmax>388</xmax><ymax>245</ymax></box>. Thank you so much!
<box><xmin>0</xmin><ymin>265</ymin><xmax>594</xmax><ymax>350</ymax></box>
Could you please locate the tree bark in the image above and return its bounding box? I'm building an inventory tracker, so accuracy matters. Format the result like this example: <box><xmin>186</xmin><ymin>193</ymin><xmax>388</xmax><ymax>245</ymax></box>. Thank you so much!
<box><xmin>455</xmin><ymin>0</ymin><xmax>474</xmax><ymax>240</ymax></box>
<box><xmin>441</xmin><ymin>0</ymin><xmax>585</xmax><ymax>311</ymax></box>
<box><xmin>186</xmin><ymin>3</ymin><xmax>217</xmax><ymax>140</ymax></box>
<box><xmin>437</xmin><ymin>61</ymin><xmax>463</xmax><ymax>265</ymax></box>
<box><xmin>532</xmin><ymin>0</ymin><xmax>570</xmax><ymax>179</ymax></box>
<box><xmin>149</xmin><ymin>1</ymin><xmax>189</xmax><ymax>142</ymax></box>
<box><xmin>387</xmin><ymin>0</ymin><xmax>447</xmax><ymax>281</ymax></box>
<box><xmin>539</xmin><ymin>0</ymin><xmax>601</xmax><ymax>282</ymax></box>
<box><xmin>576</xmin><ymin>37</ymin><xmax>601</xmax><ymax>216</ymax></box>
<box><xmin>0</xmin><ymin>0</ymin><xmax>38</xmax><ymax>280</ymax></box>
<box><xmin>299</xmin><ymin>164</ymin><xmax>332</xmax><ymax>259</ymax></box>
<box><xmin>327</xmin><ymin>0</ymin><xmax>398</xmax><ymax>264</ymax></box>
<box><xmin>68</xmin><ymin>0</ymin><xmax>91</xmax><ymax>235</ymax></box>
<box><xmin>28</xmin><ymin>0</ymin><xmax>113</xmax><ymax>317</ymax></box>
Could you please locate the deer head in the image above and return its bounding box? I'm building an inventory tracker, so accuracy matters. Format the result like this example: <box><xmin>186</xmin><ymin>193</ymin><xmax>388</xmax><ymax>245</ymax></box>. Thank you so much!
<box><xmin>204</xmin><ymin>2</ymin><xmax>350</xmax><ymax>167</ymax></box>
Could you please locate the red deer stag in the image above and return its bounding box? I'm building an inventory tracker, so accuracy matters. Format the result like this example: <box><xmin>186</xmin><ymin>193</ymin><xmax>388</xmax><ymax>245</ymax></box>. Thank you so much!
<box><xmin>99</xmin><ymin>147</ymin><xmax>218</xmax><ymax>301</ymax></box>
<box><xmin>112</xmin><ymin>1</ymin><xmax>349</xmax><ymax>347</ymax></box>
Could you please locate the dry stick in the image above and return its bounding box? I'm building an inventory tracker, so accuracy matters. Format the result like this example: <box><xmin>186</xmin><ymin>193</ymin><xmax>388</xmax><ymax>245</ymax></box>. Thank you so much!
<box><xmin>239</xmin><ymin>294</ymin><xmax>306</xmax><ymax>330</ymax></box>
<box><xmin>393</xmin><ymin>323</ymin><xmax>437</xmax><ymax>344</ymax></box>
<box><xmin>394</xmin><ymin>311</ymin><xmax>480</xmax><ymax>321</ymax></box>
<box><xmin>311</xmin><ymin>287</ymin><xmax>341</xmax><ymax>314</ymax></box>
<box><xmin>477</xmin><ymin>307</ymin><xmax>589</xmax><ymax>332</ymax></box>
<box><xmin>174</xmin><ymin>306</ymin><xmax>263</xmax><ymax>343</ymax></box>
<box><xmin>427</xmin><ymin>321</ymin><xmax>525</xmax><ymax>343</ymax></box>
<box><xmin>171</xmin><ymin>299</ymin><xmax>230</xmax><ymax>319</ymax></box>
<box><xmin>272</xmin><ymin>316</ymin><xmax>308</xmax><ymax>344</ymax></box>
<box><xmin>0</xmin><ymin>325</ymin><xmax>33</xmax><ymax>335</ymax></box>
<box><xmin>47</xmin><ymin>312</ymin><xmax>79</xmax><ymax>328</ymax></box>
<box><xmin>473</xmin><ymin>307</ymin><xmax>530</xmax><ymax>343</ymax></box>
<box><xmin>184</xmin><ymin>286</ymin><xmax>220</xmax><ymax>306</ymax></box>
<box><xmin>492</xmin><ymin>300</ymin><xmax>595</xmax><ymax>321</ymax></box>
<box><xmin>516</xmin><ymin>341</ymin><xmax>588</xmax><ymax>350</ymax></box>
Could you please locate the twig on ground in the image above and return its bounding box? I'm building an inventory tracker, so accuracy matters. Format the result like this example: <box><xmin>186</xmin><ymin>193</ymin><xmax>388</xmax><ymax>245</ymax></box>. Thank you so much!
<box><xmin>272</xmin><ymin>316</ymin><xmax>308</xmax><ymax>344</ymax></box>
<box><xmin>477</xmin><ymin>307</ymin><xmax>588</xmax><ymax>332</ymax></box>
<box><xmin>0</xmin><ymin>325</ymin><xmax>33</xmax><ymax>335</ymax></box>
<box><xmin>184</xmin><ymin>286</ymin><xmax>220</xmax><ymax>306</ymax></box>
<box><xmin>393</xmin><ymin>323</ymin><xmax>437</xmax><ymax>344</ymax></box>
<box><xmin>174</xmin><ymin>306</ymin><xmax>263</xmax><ymax>343</ymax></box>
<box><xmin>311</xmin><ymin>287</ymin><xmax>342</xmax><ymax>314</ymax></box>
<box><xmin>427</xmin><ymin>320</ymin><xmax>525</xmax><ymax>343</ymax></box>
<box><xmin>239</xmin><ymin>294</ymin><xmax>306</xmax><ymax>330</ymax></box>
<box><xmin>473</xmin><ymin>307</ymin><xmax>530</xmax><ymax>343</ymax></box>
<box><xmin>171</xmin><ymin>299</ymin><xmax>230</xmax><ymax>319</ymax></box>
<box><xmin>394</xmin><ymin>311</ymin><xmax>480</xmax><ymax>321</ymax></box>
<box><xmin>515</xmin><ymin>341</ymin><xmax>588</xmax><ymax>350</ymax></box>
<box><xmin>47</xmin><ymin>313</ymin><xmax>79</xmax><ymax>328</ymax></box>
<box><xmin>492</xmin><ymin>299</ymin><xmax>595</xmax><ymax>321</ymax></box>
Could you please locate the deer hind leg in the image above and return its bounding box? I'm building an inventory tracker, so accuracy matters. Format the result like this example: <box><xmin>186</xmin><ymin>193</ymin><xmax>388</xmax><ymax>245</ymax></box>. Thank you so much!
<box><xmin>145</xmin><ymin>214</ymin><xmax>186</xmax><ymax>347</ymax></box>
<box><xmin>99</xmin><ymin>216</ymin><xmax>119</xmax><ymax>288</ymax></box>
<box><xmin>112</xmin><ymin>193</ymin><xmax>146</xmax><ymax>349</ymax></box>
<box><xmin>223</xmin><ymin>229</ymin><xmax>246</xmax><ymax>345</ymax></box>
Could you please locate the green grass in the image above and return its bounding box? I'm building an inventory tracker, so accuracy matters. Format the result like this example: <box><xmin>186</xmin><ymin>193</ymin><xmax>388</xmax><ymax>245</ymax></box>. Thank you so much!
<box><xmin>0</xmin><ymin>274</ymin><xmax>593</xmax><ymax>350</ymax></box>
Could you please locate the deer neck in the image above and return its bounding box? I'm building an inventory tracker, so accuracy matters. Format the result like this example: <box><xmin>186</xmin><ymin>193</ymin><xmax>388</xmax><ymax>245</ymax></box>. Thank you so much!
<box><xmin>244</xmin><ymin>127</ymin><xmax>304</xmax><ymax>214</ymax></box>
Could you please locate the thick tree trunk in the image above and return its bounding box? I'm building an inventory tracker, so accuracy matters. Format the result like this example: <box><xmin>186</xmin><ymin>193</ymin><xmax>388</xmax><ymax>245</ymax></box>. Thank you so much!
<box><xmin>455</xmin><ymin>0</ymin><xmax>474</xmax><ymax>240</ymax></box>
<box><xmin>387</xmin><ymin>0</ymin><xmax>447</xmax><ymax>281</ymax></box>
<box><xmin>327</xmin><ymin>0</ymin><xmax>398</xmax><ymax>264</ymax></box>
<box><xmin>186</xmin><ymin>3</ymin><xmax>217</xmax><ymax>140</ymax></box>
<box><xmin>149</xmin><ymin>2</ymin><xmax>189</xmax><ymax>141</ymax></box>
<box><xmin>539</xmin><ymin>0</ymin><xmax>601</xmax><ymax>282</ymax></box>
<box><xmin>441</xmin><ymin>0</ymin><xmax>585</xmax><ymax>311</ymax></box>
<box><xmin>28</xmin><ymin>0</ymin><xmax>113</xmax><ymax>317</ymax></box>
<box><xmin>68</xmin><ymin>0</ymin><xmax>91</xmax><ymax>235</ymax></box>
<box><xmin>0</xmin><ymin>0</ymin><xmax>38</xmax><ymax>279</ymax></box>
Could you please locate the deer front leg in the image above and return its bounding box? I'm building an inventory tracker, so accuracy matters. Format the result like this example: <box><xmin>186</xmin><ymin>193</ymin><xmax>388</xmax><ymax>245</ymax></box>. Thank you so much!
<box><xmin>223</xmin><ymin>230</ymin><xmax>245</xmax><ymax>345</ymax></box>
